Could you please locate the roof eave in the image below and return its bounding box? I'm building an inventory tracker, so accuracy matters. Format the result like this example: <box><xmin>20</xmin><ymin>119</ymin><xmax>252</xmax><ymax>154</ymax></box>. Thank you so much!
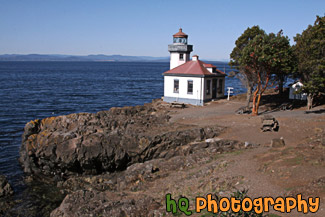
<box><xmin>163</xmin><ymin>73</ymin><xmax>225</xmax><ymax>78</ymax></box>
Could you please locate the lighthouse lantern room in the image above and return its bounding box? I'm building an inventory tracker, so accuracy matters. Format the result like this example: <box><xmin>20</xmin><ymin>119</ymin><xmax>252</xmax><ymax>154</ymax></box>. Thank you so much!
<box><xmin>168</xmin><ymin>28</ymin><xmax>193</xmax><ymax>70</ymax></box>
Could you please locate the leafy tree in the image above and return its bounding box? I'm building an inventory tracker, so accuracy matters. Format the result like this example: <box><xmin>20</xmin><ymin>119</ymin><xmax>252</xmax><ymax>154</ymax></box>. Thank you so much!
<box><xmin>229</xmin><ymin>26</ymin><xmax>266</xmax><ymax>108</ymax></box>
<box><xmin>272</xmin><ymin>30</ymin><xmax>296</xmax><ymax>94</ymax></box>
<box><xmin>294</xmin><ymin>15</ymin><xmax>325</xmax><ymax>110</ymax></box>
<box><xmin>239</xmin><ymin>31</ymin><xmax>294</xmax><ymax>115</ymax></box>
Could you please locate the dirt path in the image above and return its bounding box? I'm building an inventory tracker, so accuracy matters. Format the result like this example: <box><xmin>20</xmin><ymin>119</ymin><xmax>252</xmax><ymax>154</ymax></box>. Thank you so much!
<box><xmin>170</xmin><ymin>99</ymin><xmax>325</xmax><ymax>147</ymax></box>
<box><xmin>167</xmin><ymin>98</ymin><xmax>325</xmax><ymax>216</ymax></box>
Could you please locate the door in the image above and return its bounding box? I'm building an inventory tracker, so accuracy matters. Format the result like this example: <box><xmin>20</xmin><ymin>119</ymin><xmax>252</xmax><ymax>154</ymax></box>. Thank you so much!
<box><xmin>212</xmin><ymin>79</ymin><xmax>217</xmax><ymax>99</ymax></box>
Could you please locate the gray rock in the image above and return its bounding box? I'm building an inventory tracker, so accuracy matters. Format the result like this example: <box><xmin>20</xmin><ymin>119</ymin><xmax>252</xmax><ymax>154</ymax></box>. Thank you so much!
<box><xmin>0</xmin><ymin>175</ymin><xmax>13</xmax><ymax>197</ymax></box>
<box><xmin>205</xmin><ymin>137</ymin><xmax>222</xmax><ymax>143</ymax></box>
<box><xmin>244</xmin><ymin>141</ymin><xmax>260</xmax><ymax>148</ymax></box>
<box><xmin>271</xmin><ymin>137</ymin><xmax>285</xmax><ymax>147</ymax></box>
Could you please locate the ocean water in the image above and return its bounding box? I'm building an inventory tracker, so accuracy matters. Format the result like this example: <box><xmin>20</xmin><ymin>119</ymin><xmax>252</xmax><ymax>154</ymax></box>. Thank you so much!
<box><xmin>0</xmin><ymin>61</ymin><xmax>245</xmax><ymax>204</ymax></box>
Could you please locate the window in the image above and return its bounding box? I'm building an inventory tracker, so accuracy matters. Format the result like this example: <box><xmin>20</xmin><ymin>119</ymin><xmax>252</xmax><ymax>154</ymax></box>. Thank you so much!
<box><xmin>174</xmin><ymin>79</ymin><xmax>179</xmax><ymax>93</ymax></box>
<box><xmin>187</xmin><ymin>80</ymin><xmax>193</xmax><ymax>94</ymax></box>
<box><xmin>179</xmin><ymin>53</ymin><xmax>184</xmax><ymax>61</ymax></box>
<box><xmin>206</xmin><ymin>80</ymin><xmax>211</xmax><ymax>95</ymax></box>
<box><xmin>218</xmin><ymin>79</ymin><xmax>223</xmax><ymax>93</ymax></box>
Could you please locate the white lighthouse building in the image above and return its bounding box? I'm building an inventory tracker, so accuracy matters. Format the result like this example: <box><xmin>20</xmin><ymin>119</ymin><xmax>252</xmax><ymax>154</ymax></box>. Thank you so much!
<box><xmin>163</xmin><ymin>28</ymin><xmax>226</xmax><ymax>106</ymax></box>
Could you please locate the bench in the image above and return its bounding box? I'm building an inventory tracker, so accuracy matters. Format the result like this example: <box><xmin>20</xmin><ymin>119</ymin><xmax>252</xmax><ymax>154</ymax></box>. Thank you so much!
<box><xmin>171</xmin><ymin>102</ymin><xmax>186</xmax><ymax>108</ymax></box>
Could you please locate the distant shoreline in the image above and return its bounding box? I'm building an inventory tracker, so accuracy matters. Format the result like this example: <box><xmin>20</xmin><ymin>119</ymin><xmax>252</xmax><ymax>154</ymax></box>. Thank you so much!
<box><xmin>0</xmin><ymin>54</ymin><xmax>229</xmax><ymax>63</ymax></box>
<box><xmin>0</xmin><ymin>60</ymin><xmax>170</xmax><ymax>62</ymax></box>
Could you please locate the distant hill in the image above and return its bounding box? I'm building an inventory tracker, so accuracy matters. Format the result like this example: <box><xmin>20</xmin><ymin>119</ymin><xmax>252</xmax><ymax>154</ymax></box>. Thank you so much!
<box><xmin>0</xmin><ymin>54</ymin><xmax>170</xmax><ymax>62</ymax></box>
<box><xmin>0</xmin><ymin>54</ymin><xmax>230</xmax><ymax>64</ymax></box>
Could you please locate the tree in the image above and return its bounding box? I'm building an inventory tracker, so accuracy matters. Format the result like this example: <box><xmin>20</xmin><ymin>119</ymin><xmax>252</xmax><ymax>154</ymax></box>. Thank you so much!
<box><xmin>294</xmin><ymin>15</ymin><xmax>325</xmax><ymax>110</ymax></box>
<box><xmin>229</xmin><ymin>26</ymin><xmax>266</xmax><ymax>108</ymax></box>
<box><xmin>239</xmin><ymin>31</ymin><xmax>295</xmax><ymax>115</ymax></box>
<box><xmin>272</xmin><ymin>30</ymin><xmax>296</xmax><ymax>94</ymax></box>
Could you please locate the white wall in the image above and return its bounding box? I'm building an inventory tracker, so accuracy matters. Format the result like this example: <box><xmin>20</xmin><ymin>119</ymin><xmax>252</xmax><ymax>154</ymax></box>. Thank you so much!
<box><xmin>206</xmin><ymin>68</ymin><xmax>213</xmax><ymax>73</ymax></box>
<box><xmin>170</xmin><ymin>53</ymin><xmax>190</xmax><ymax>69</ymax></box>
<box><xmin>289</xmin><ymin>82</ymin><xmax>307</xmax><ymax>100</ymax></box>
<box><xmin>164</xmin><ymin>76</ymin><xmax>204</xmax><ymax>101</ymax></box>
<box><xmin>164</xmin><ymin>76</ymin><xmax>225</xmax><ymax>105</ymax></box>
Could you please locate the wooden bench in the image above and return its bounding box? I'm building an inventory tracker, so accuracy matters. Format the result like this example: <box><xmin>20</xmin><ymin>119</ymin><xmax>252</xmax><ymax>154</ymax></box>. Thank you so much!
<box><xmin>171</xmin><ymin>102</ymin><xmax>186</xmax><ymax>108</ymax></box>
<box><xmin>261</xmin><ymin>115</ymin><xmax>279</xmax><ymax>132</ymax></box>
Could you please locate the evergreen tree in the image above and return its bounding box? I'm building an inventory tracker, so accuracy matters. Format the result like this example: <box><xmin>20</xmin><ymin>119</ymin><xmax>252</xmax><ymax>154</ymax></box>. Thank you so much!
<box><xmin>294</xmin><ymin>15</ymin><xmax>325</xmax><ymax>110</ymax></box>
<box><xmin>272</xmin><ymin>30</ymin><xmax>296</xmax><ymax>95</ymax></box>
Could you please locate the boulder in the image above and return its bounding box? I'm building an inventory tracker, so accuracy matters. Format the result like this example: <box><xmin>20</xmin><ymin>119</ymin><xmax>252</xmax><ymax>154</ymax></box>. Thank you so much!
<box><xmin>0</xmin><ymin>175</ymin><xmax>13</xmax><ymax>197</ymax></box>
<box><xmin>244</xmin><ymin>141</ymin><xmax>260</xmax><ymax>148</ymax></box>
<box><xmin>271</xmin><ymin>137</ymin><xmax>286</xmax><ymax>148</ymax></box>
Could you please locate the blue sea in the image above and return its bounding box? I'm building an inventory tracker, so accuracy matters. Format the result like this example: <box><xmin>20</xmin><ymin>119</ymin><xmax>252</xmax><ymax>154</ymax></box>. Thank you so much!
<box><xmin>0</xmin><ymin>61</ymin><xmax>245</xmax><ymax>214</ymax></box>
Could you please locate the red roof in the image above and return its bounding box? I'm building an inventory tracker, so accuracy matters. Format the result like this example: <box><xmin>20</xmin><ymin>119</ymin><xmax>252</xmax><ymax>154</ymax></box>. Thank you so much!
<box><xmin>173</xmin><ymin>28</ymin><xmax>188</xmax><ymax>38</ymax></box>
<box><xmin>203</xmin><ymin>63</ymin><xmax>216</xmax><ymax>68</ymax></box>
<box><xmin>216</xmin><ymin>69</ymin><xmax>226</xmax><ymax>75</ymax></box>
<box><xmin>163</xmin><ymin>60</ymin><xmax>226</xmax><ymax>76</ymax></box>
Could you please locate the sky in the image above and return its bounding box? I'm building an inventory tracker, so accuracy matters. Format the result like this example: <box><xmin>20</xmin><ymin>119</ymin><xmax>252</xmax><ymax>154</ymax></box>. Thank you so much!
<box><xmin>0</xmin><ymin>0</ymin><xmax>324</xmax><ymax>61</ymax></box>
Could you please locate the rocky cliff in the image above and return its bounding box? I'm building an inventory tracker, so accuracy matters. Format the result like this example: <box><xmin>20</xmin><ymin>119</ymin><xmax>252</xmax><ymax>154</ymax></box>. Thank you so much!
<box><xmin>18</xmin><ymin>100</ymin><xmax>251</xmax><ymax>216</ymax></box>
<box><xmin>19</xmin><ymin>101</ymin><xmax>223</xmax><ymax>179</ymax></box>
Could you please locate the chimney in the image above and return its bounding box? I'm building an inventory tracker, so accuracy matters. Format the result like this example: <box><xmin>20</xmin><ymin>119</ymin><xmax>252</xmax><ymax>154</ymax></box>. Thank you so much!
<box><xmin>192</xmin><ymin>55</ymin><xmax>199</xmax><ymax>61</ymax></box>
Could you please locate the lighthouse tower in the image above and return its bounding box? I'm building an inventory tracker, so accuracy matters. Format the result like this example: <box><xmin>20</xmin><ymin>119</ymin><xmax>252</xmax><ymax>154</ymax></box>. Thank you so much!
<box><xmin>168</xmin><ymin>28</ymin><xmax>193</xmax><ymax>70</ymax></box>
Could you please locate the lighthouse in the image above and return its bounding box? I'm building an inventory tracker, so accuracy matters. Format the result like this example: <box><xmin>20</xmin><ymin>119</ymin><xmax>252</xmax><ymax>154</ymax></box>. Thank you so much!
<box><xmin>163</xmin><ymin>29</ymin><xmax>226</xmax><ymax>106</ymax></box>
<box><xmin>168</xmin><ymin>28</ymin><xmax>193</xmax><ymax>70</ymax></box>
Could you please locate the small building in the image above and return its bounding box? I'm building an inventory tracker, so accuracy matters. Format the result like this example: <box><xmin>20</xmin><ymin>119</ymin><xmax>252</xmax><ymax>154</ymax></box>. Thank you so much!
<box><xmin>163</xmin><ymin>28</ymin><xmax>226</xmax><ymax>106</ymax></box>
<box><xmin>289</xmin><ymin>81</ymin><xmax>307</xmax><ymax>100</ymax></box>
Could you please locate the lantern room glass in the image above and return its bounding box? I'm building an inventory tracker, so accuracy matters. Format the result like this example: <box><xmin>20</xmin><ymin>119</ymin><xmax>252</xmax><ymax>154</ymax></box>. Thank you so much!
<box><xmin>173</xmin><ymin>37</ymin><xmax>187</xmax><ymax>44</ymax></box>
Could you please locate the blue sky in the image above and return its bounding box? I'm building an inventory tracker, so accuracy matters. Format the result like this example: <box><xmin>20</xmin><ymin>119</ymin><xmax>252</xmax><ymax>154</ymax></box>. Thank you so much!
<box><xmin>0</xmin><ymin>0</ymin><xmax>324</xmax><ymax>60</ymax></box>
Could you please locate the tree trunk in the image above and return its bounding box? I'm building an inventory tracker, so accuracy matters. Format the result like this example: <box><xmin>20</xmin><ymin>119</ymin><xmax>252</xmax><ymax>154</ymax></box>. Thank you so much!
<box><xmin>252</xmin><ymin>87</ymin><xmax>259</xmax><ymax>115</ymax></box>
<box><xmin>252</xmin><ymin>74</ymin><xmax>270</xmax><ymax>116</ymax></box>
<box><xmin>307</xmin><ymin>93</ymin><xmax>313</xmax><ymax>110</ymax></box>
<box><xmin>255</xmin><ymin>92</ymin><xmax>263</xmax><ymax>115</ymax></box>
<box><xmin>246</xmin><ymin>85</ymin><xmax>252</xmax><ymax>108</ymax></box>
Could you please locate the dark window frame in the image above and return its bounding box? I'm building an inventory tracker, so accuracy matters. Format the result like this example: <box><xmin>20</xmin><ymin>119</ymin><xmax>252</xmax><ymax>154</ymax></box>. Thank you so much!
<box><xmin>173</xmin><ymin>79</ymin><xmax>179</xmax><ymax>93</ymax></box>
<box><xmin>218</xmin><ymin>79</ymin><xmax>223</xmax><ymax>94</ymax></box>
<box><xmin>206</xmin><ymin>80</ymin><xmax>211</xmax><ymax>95</ymax></box>
<box><xmin>187</xmin><ymin>80</ymin><xmax>193</xmax><ymax>94</ymax></box>
<box><xmin>179</xmin><ymin>53</ymin><xmax>184</xmax><ymax>61</ymax></box>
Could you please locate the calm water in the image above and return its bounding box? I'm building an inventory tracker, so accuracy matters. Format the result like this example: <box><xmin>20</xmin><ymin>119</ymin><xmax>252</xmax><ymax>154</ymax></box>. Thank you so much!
<box><xmin>0</xmin><ymin>61</ymin><xmax>245</xmax><ymax>191</ymax></box>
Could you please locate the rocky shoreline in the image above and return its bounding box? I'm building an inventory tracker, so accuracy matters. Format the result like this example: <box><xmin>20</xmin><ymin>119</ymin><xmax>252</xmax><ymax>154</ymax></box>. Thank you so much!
<box><xmin>10</xmin><ymin>99</ymin><xmax>256</xmax><ymax>216</ymax></box>
<box><xmin>0</xmin><ymin>175</ymin><xmax>13</xmax><ymax>197</ymax></box>
<box><xmin>1</xmin><ymin>96</ymin><xmax>324</xmax><ymax>216</ymax></box>
<box><xmin>19</xmin><ymin>100</ymin><xmax>225</xmax><ymax>178</ymax></box>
